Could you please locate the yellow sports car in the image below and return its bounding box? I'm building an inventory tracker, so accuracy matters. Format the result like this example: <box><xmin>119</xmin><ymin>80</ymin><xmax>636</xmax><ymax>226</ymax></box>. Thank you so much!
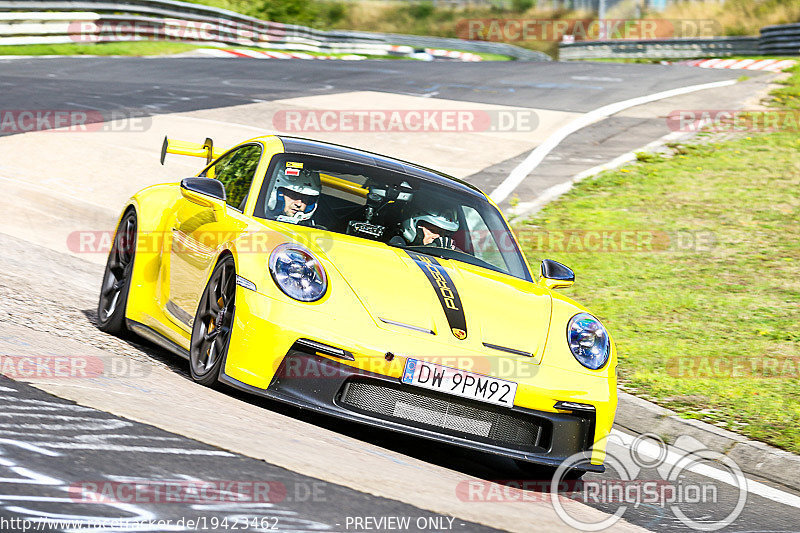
<box><xmin>98</xmin><ymin>135</ymin><xmax>617</xmax><ymax>475</ymax></box>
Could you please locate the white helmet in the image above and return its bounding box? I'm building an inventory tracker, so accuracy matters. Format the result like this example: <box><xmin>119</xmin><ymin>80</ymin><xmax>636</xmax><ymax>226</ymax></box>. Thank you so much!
<box><xmin>401</xmin><ymin>197</ymin><xmax>459</xmax><ymax>245</ymax></box>
<box><xmin>267</xmin><ymin>167</ymin><xmax>321</xmax><ymax>223</ymax></box>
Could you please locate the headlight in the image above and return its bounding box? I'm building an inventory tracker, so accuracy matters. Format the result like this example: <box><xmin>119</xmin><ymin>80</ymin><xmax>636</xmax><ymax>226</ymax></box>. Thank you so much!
<box><xmin>269</xmin><ymin>243</ymin><xmax>327</xmax><ymax>302</ymax></box>
<box><xmin>567</xmin><ymin>313</ymin><xmax>610</xmax><ymax>370</ymax></box>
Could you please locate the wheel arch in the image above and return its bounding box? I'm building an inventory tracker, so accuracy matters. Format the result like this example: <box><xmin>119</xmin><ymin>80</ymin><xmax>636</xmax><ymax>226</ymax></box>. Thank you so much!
<box><xmin>122</xmin><ymin>183</ymin><xmax>183</xmax><ymax>324</ymax></box>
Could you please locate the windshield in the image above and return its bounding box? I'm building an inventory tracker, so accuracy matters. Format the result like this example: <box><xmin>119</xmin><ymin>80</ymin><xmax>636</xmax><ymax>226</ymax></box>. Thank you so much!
<box><xmin>253</xmin><ymin>154</ymin><xmax>532</xmax><ymax>282</ymax></box>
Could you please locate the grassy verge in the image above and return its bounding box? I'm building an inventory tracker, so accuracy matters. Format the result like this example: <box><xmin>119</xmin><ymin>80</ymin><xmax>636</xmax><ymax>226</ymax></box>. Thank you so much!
<box><xmin>0</xmin><ymin>42</ymin><xmax>205</xmax><ymax>56</ymax></box>
<box><xmin>0</xmin><ymin>41</ymin><xmax>511</xmax><ymax>61</ymax></box>
<box><xmin>0</xmin><ymin>42</ymin><xmax>422</xmax><ymax>60</ymax></box>
<box><xmin>519</xmin><ymin>66</ymin><xmax>800</xmax><ymax>453</ymax></box>
<box><xmin>577</xmin><ymin>56</ymin><xmax>798</xmax><ymax>64</ymax></box>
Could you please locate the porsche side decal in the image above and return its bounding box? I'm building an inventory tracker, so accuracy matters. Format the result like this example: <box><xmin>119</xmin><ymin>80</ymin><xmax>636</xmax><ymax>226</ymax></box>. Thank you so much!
<box><xmin>405</xmin><ymin>251</ymin><xmax>467</xmax><ymax>340</ymax></box>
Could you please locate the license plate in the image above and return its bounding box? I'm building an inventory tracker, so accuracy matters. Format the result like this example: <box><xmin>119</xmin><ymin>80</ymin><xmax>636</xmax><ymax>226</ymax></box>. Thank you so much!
<box><xmin>400</xmin><ymin>358</ymin><xmax>517</xmax><ymax>408</ymax></box>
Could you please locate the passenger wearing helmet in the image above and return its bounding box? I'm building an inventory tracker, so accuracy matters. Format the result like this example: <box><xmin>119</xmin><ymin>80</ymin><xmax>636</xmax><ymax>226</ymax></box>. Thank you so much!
<box><xmin>399</xmin><ymin>198</ymin><xmax>460</xmax><ymax>249</ymax></box>
<box><xmin>267</xmin><ymin>167</ymin><xmax>322</xmax><ymax>225</ymax></box>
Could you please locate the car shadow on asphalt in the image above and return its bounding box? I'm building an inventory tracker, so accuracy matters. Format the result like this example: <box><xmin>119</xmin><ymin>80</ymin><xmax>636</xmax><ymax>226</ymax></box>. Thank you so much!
<box><xmin>81</xmin><ymin>307</ymin><xmax>566</xmax><ymax>493</ymax></box>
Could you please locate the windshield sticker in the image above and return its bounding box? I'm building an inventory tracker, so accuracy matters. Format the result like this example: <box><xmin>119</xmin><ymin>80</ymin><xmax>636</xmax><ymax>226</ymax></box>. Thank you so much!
<box><xmin>286</xmin><ymin>162</ymin><xmax>303</xmax><ymax>169</ymax></box>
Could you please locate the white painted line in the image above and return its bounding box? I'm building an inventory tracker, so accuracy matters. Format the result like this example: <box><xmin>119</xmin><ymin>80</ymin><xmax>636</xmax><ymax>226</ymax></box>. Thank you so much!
<box><xmin>196</xmin><ymin>48</ymin><xmax>236</xmax><ymax>58</ymax></box>
<box><xmin>0</xmin><ymin>438</ymin><xmax>60</xmax><ymax>456</ymax></box>
<box><xmin>698</xmin><ymin>58</ymin><xmax>724</xmax><ymax>68</ymax></box>
<box><xmin>489</xmin><ymin>79</ymin><xmax>737</xmax><ymax>204</ymax></box>
<box><xmin>0</xmin><ymin>413</ymin><xmax>114</xmax><ymax>419</ymax></box>
<box><xmin>711</xmin><ymin>59</ymin><xmax>738</xmax><ymax>69</ymax></box>
<box><xmin>0</xmin><ymin>457</ymin><xmax>63</xmax><ymax>485</ymax></box>
<box><xmin>0</xmin><ymin>405</ymin><xmax>94</xmax><ymax>411</ymax></box>
<box><xmin>234</xmin><ymin>49</ymin><xmax>270</xmax><ymax>59</ymax></box>
<box><xmin>39</xmin><ymin>442</ymin><xmax>235</xmax><ymax>455</ymax></box>
<box><xmin>771</xmin><ymin>60</ymin><xmax>798</xmax><ymax>71</ymax></box>
<box><xmin>506</xmin><ymin>150</ymin><xmax>636</xmax><ymax>218</ymax></box>
<box><xmin>506</xmin><ymin>128</ymin><xmax>694</xmax><ymax>218</ymax></box>
<box><xmin>730</xmin><ymin>59</ymin><xmax>757</xmax><ymax>69</ymax></box>
<box><xmin>746</xmin><ymin>59</ymin><xmax>778</xmax><ymax>71</ymax></box>
<box><xmin>264</xmin><ymin>51</ymin><xmax>292</xmax><ymax>59</ymax></box>
<box><xmin>0</xmin><ymin>396</ymin><xmax>90</xmax><ymax>406</ymax></box>
<box><xmin>610</xmin><ymin>429</ymin><xmax>800</xmax><ymax>509</ymax></box>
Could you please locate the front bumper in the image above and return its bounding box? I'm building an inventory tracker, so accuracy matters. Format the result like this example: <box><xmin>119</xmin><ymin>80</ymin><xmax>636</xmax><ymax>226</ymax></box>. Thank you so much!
<box><xmin>219</xmin><ymin>349</ymin><xmax>603</xmax><ymax>473</ymax></box>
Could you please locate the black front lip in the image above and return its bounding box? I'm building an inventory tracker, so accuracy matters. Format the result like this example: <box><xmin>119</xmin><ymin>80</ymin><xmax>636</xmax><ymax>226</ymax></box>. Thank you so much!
<box><xmin>219</xmin><ymin>350</ymin><xmax>604</xmax><ymax>473</ymax></box>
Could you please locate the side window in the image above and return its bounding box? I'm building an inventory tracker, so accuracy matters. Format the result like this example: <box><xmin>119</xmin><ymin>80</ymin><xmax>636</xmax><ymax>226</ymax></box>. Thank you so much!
<box><xmin>202</xmin><ymin>144</ymin><xmax>262</xmax><ymax>210</ymax></box>
<box><xmin>462</xmin><ymin>206</ymin><xmax>507</xmax><ymax>272</ymax></box>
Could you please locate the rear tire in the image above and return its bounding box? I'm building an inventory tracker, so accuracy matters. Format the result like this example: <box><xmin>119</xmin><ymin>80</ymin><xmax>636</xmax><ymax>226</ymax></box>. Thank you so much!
<box><xmin>97</xmin><ymin>210</ymin><xmax>137</xmax><ymax>335</ymax></box>
<box><xmin>189</xmin><ymin>256</ymin><xmax>236</xmax><ymax>387</ymax></box>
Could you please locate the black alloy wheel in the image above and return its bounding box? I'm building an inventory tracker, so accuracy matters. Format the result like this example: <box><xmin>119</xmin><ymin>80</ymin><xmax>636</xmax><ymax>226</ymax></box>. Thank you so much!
<box><xmin>97</xmin><ymin>210</ymin><xmax>137</xmax><ymax>335</ymax></box>
<box><xmin>190</xmin><ymin>255</ymin><xmax>236</xmax><ymax>386</ymax></box>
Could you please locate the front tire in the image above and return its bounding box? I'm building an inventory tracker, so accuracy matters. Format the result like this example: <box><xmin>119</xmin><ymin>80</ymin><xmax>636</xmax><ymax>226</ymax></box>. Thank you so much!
<box><xmin>190</xmin><ymin>255</ymin><xmax>236</xmax><ymax>387</ymax></box>
<box><xmin>97</xmin><ymin>209</ymin><xmax>137</xmax><ymax>335</ymax></box>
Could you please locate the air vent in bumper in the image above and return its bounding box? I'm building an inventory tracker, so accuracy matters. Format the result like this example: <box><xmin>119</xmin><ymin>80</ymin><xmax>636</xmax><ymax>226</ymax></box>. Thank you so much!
<box><xmin>339</xmin><ymin>380</ymin><xmax>550</xmax><ymax>452</ymax></box>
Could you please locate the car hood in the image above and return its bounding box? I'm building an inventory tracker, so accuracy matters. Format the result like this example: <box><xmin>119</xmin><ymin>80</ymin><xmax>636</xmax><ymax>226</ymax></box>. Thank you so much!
<box><xmin>322</xmin><ymin>239</ymin><xmax>552</xmax><ymax>361</ymax></box>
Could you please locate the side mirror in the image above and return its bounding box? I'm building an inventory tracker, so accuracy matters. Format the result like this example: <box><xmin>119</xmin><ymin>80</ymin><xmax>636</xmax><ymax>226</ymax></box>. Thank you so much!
<box><xmin>180</xmin><ymin>178</ymin><xmax>226</xmax><ymax>209</ymax></box>
<box><xmin>540</xmin><ymin>259</ymin><xmax>574</xmax><ymax>289</ymax></box>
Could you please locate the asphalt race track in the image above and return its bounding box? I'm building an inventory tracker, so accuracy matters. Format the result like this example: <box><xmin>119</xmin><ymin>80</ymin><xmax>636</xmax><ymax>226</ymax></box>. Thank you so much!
<box><xmin>0</xmin><ymin>56</ymin><xmax>799</xmax><ymax>532</ymax></box>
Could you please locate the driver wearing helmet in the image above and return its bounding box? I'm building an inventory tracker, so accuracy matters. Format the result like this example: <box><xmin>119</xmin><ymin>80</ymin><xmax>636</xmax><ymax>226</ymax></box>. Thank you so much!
<box><xmin>399</xmin><ymin>198</ymin><xmax>460</xmax><ymax>250</ymax></box>
<box><xmin>267</xmin><ymin>167</ymin><xmax>322</xmax><ymax>225</ymax></box>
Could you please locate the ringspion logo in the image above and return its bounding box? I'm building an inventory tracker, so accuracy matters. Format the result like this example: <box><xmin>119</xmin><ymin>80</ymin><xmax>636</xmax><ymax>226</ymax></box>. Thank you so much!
<box><xmin>458</xmin><ymin>434</ymin><xmax>747</xmax><ymax>531</ymax></box>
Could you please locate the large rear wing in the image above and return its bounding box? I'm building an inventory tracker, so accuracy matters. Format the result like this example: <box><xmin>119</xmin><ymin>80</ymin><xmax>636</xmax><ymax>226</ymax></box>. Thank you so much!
<box><xmin>160</xmin><ymin>136</ymin><xmax>224</xmax><ymax>165</ymax></box>
<box><xmin>159</xmin><ymin>136</ymin><xmax>367</xmax><ymax>199</ymax></box>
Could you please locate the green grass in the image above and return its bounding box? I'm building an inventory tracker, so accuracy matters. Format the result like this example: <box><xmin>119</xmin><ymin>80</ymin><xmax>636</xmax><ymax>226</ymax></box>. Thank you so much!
<box><xmin>0</xmin><ymin>42</ymin><xmax>409</xmax><ymax>60</ymax></box>
<box><xmin>520</xmin><ymin>66</ymin><xmax>800</xmax><ymax>453</ymax></box>
<box><xmin>577</xmin><ymin>56</ymin><xmax>799</xmax><ymax>64</ymax></box>
<box><xmin>446</xmin><ymin>49</ymin><xmax>513</xmax><ymax>61</ymax></box>
<box><xmin>0</xmin><ymin>41</ymin><xmax>511</xmax><ymax>61</ymax></box>
<box><xmin>0</xmin><ymin>42</ymin><xmax>205</xmax><ymax>56</ymax></box>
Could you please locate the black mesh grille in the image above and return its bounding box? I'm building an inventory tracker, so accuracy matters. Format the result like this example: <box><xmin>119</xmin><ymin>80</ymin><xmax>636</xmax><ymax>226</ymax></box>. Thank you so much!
<box><xmin>339</xmin><ymin>380</ymin><xmax>549</xmax><ymax>451</ymax></box>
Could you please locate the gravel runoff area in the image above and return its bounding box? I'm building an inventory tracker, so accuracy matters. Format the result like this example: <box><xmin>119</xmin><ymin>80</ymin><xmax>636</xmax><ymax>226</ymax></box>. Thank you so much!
<box><xmin>0</xmin><ymin>232</ymin><xmax>184</xmax><ymax>375</ymax></box>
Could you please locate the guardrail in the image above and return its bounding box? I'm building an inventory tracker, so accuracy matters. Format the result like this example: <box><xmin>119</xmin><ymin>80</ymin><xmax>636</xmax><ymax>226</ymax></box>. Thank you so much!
<box><xmin>760</xmin><ymin>23</ymin><xmax>800</xmax><ymax>56</ymax></box>
<box><xmin>560</xmin><ymin>22</ymin><xmax>800</xmax><ymax>60</ymax></box>
<box><xmin>0</xmin><ymin>0</ymin><xmax>551</xmax><ymax>60</ymax></box>
<box><xmin>559</xmin><ymin>36</ymin><xmax>761</xmax><ymax>60</ymax></box>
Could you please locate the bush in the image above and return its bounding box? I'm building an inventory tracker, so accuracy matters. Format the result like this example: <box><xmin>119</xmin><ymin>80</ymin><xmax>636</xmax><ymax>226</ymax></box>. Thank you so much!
<box><xmin>408</xmin><ymin>2</ymin><xmax>435</xmax><ymax>20</ymax></box>
<box><xmin>511</xmin><ymin>0</ymin><xmax>535</xmax><ymax>13</ymax></box>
